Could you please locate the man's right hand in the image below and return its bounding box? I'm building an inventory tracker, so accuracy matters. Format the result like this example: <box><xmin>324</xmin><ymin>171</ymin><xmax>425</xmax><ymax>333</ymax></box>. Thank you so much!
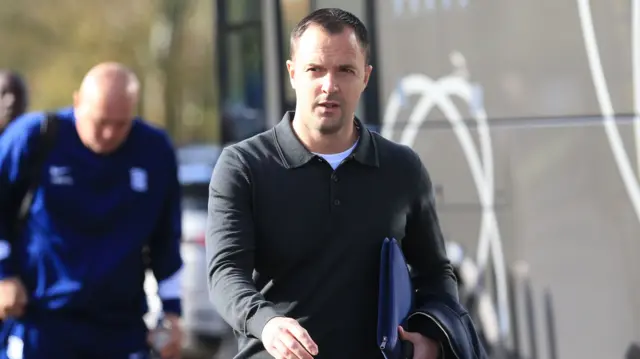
<box><xmin>0</xmin><ymin>277</ymin><xmax>28</xmax><ymax>319</ymax></box>
<box><xmin>261</xmin><ymin>317</ymin><xmax>319</xmax><ymax>359</ymax></box>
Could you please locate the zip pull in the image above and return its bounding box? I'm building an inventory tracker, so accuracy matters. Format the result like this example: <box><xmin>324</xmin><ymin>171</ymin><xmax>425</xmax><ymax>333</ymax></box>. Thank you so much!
<box><xmin>380</xmin><ymin>336</ymin><xmax>388</xmax><ymax>350</ymax></box>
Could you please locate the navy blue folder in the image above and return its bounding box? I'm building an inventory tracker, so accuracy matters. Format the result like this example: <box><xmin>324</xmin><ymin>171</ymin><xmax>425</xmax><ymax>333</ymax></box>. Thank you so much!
<box><xmin>377</xmin><ymin>237</ymin><xmax>414</xmax><ymax>359</ymax></box>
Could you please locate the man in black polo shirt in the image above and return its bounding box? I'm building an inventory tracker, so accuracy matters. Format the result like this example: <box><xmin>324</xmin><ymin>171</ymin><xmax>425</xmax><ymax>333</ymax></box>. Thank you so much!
<box><xmin>207</xmin><ymin>8</ymin><xmax>465</xmax><ymax>359</ymax></box>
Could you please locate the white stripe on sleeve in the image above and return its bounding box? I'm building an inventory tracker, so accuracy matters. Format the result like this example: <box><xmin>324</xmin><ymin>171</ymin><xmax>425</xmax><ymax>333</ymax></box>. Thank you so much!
<box><xmin>0</xmin><ymin>240</ymin><xmax>11</xmax><ymax>260</ymax></box>
<box><xmin>158</xmin><ymin>266</ymin><xmax>183</xmax><ymax>300</ymax></box>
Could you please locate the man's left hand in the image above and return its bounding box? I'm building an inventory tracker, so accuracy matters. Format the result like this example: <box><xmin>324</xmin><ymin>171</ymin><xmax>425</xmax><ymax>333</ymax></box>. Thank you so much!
<box><xmin>148</xmin><ymin>313</ymin><xmax>183</xmax><ymax>359</ymax></box>
<box><xmin>398</xmin><ymin>326</ymin><xmax>440</xmax><ymax>359</ymax></box>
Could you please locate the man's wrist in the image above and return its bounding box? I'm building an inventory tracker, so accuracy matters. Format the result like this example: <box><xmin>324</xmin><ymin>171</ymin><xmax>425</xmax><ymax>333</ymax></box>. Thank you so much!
<box><xmin>248</xmin><ymin>307</ymin><xmax>281</xmax><ymax>339</ymax></box>
<box><xmin>164</xmin><ymin>313</ymin><xmax>182</xmax><ymax>333</ymax></box>
<box><xmin>423</xmin><ymin>335</ymin><xmax>444</xmax><ymax>359</ymax></box>
<box><xmin>164</xmin><ymin>312</ymin><xmax>181</xmax><ymax>322</ymax></box>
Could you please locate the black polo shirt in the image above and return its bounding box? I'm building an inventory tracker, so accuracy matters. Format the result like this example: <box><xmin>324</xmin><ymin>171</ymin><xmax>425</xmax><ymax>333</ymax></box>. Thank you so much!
<box><xmin>206</xmin><ymin>112</ymin><xmax>458</xmax><ymax>359</ymax></box>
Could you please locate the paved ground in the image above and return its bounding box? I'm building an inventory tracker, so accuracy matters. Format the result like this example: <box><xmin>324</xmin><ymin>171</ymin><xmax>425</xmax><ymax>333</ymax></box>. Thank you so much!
<box><xmin>183</xmin><ymin>335</ymin><xmax>237</xmax><ymax>359</ymax></box>
<box><xmin>213</xmin><ymin>336</ymin><xmax>238</xmax><ymax>359</ymax></box>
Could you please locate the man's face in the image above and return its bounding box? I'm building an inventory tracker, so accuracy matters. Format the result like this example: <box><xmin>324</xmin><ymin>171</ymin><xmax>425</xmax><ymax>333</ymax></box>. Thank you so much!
<box><xmin>73</xmin><ymin>91</ymin><xmax>135</xmax><ymax>154</ymax></box>
<box><xmin>287</xmin><ymin>24</ymin><xmax>372</xmax><ymax>135</ymax></box>
<box><xmin>0</xmin><ymin>75</ymin><xmax>27</xmax><ymax>130</ymax></box>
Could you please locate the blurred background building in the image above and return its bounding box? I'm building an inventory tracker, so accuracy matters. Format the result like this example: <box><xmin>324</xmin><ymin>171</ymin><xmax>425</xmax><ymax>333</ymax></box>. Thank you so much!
<box><xmin>3</xmin><ymin>1</ymin><xmax>640</xmax><ymax>358</ymax></box>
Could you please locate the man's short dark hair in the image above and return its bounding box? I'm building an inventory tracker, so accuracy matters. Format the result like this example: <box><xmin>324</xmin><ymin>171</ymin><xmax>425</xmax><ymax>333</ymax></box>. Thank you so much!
<box><xmin>290</xmin><ymin>8</ymin><xmax>370</xmax><ymax>64</ymax></box>
<box><xmin>0</xmin><ymin>69</ymin><xmax>29</xmax><ymax>110</ymax></box>
<box><xmin>0</xmin><ymin>70</ymin><xmax>27</xmax><ymax>92</ymax></box>
<box><xmin>0</xmin><ymin>70</ymin><xmax>29</xmax><ymax>126</ymax></box>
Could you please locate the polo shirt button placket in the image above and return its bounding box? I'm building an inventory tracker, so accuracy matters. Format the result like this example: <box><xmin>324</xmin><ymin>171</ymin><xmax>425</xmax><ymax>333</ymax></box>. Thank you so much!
<box><xmin>331</xmin><ymin>171</ymin><xmax>341</xmax><ymax>207</ymax></box>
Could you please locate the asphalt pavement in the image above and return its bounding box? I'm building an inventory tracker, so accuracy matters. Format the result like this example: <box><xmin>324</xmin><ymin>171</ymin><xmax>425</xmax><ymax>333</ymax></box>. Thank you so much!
<box><xmin>183</xmin><ymin>334</ymin><xmax>237</xmax><ymax>359</ymax></box>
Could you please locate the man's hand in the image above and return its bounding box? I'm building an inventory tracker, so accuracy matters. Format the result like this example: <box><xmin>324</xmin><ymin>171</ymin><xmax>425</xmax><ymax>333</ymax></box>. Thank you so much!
<box><xmin>261</xmin><ymin>317</ymin><xmax>319</xmax><ymax>359</ymax></box>
<box><xmin>399</xmin><ymin>326</ymin><xmax>440</xmax><ymax>359</ymax></box>
<box><xmin>0</xmin><ymin>277</ymin><xmax>28</xmax><ymax>319</ymax></box>
<box><xmin>148</xmin><ymin>313</ymin><xmax>183</xmax><ymax>359</ymax></box>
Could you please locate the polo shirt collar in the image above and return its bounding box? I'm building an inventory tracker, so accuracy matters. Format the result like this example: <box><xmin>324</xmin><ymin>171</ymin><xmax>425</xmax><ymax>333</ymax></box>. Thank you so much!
<box><xmin>274</xmin><ymin>111</ymin><xmax>379</xmax><ymax>169</ymax></box>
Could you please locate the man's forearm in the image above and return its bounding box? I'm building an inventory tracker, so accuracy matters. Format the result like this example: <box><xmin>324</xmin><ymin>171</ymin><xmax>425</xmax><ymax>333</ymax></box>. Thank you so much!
<box><xmin>209</xmin><ymin>261</ymin><xmax>280</xmax><ymax>339</ymax></box>
<box><xmin>207</xmin><ymin>147</ymin><xmax>281</xmax><ymax>339</ymax></box>
<box><xmin>0</xmin><ymin>172</ymin><xmax>18</xmax><ymax>281</ymax></box>
<box><xmin>404</xmin><ymin>149</ymin><xmax>461</xmax><ymax>354</ymax></box>
<box><xmin>412</xmin><ymin>268</ymin><xmax>459</xmax><ymax>302</ymax></box>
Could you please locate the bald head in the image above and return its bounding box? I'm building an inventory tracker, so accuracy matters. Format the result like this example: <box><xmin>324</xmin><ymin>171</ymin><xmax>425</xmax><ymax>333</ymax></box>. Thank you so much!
<box><xmin>0</xmin><ymin>70</ymin><xmax>28</xmax><ymax>132</ymax></box>
<box><xmin>74</xmin><ymin>62</ymin><xmax>140</xmax><ymax>154</ymax></box>
<box><xmin>78</xmin><ymin>62</ymin><xmax>140</xmax><ymax>101</ymax></box>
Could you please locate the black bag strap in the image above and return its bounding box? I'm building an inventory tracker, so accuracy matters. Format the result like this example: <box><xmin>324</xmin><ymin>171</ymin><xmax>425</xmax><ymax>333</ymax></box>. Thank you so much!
<box><xmin>15</xmin><ymin>113</ymin><xmax>58</xmax><ymax>231</ymax></box>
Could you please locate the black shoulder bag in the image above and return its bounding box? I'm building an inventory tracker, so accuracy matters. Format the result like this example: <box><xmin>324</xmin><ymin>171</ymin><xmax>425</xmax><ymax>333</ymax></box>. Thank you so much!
<box><xmin>13</xmin><ymin>113</ymin><xmax>59</xmax><ymax>235</ymax></box>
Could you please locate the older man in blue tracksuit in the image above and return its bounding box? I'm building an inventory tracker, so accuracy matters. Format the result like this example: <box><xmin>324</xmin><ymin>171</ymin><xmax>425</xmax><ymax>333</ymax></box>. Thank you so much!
<box><xmin>0</xmin><ymin>62</ymin><xmax>183</xmax><ymax>359</ymax></box>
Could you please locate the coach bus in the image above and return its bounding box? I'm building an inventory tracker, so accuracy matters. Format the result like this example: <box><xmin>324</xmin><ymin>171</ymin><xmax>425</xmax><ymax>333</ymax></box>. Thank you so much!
<box><xmin>215</xmin><ymin>1</ymin><xmax>640</xmax><ymax>358</ymax></box>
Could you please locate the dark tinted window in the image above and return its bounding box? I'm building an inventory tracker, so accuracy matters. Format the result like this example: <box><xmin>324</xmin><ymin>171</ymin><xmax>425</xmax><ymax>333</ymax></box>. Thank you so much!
<box><xmin>280</xmin><ymin>0</ymin><xmax>311</xmax><ymax>111</ymax></box>
<box><xmin>219</xmin><ymin>27</ymin><xmax>265</xmax><ymax>143</ymax></box>
<box><xmin>225</xmin><ymin>0</ymin><xmax>261</xmax><ymax>24</ymax></box>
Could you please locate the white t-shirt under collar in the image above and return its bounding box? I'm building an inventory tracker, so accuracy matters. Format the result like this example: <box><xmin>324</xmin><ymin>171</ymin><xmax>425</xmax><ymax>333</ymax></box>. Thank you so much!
<box><xmin>313</xmin><ymin>139</ymin><xmax>359</xmax><ymax>170</ymax></box>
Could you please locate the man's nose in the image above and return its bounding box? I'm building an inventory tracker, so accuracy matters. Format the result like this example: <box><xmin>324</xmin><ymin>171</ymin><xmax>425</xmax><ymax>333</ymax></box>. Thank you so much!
<box><xmin>321</xmin><ymin>74</ymin><xmax>339</xmax><ymax>94</ymax></box>
<box><xmin>101</xmin><ymin>127</ymin><xmax>116</xmax><ymax>140</ymax></box>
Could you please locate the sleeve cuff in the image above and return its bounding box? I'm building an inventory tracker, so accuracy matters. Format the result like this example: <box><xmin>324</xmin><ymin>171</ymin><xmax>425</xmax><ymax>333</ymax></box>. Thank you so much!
<box><xmin>408</xmin><ymin>312</ymin><xmax>445</xmax><ymax>341</ymax></box>
<box><xmin>408</xmin><ymin>313</ymin><xmax>448</xmax><ymax>359</ymax></box>
<box><xmin>0</xmin><ymin>239</ymin><xmax>15</xmax><ymax>279</ymax></box>
<box><xmin>161</xmin><ymin>298</ymin><xmax>182</xmax><ymax>317</ymax></box>
<box><xmin>0</xmin><ymin>260</ymin><xmax>16</xmax><ymax>280</ymax></box>
<box><xmin>246</xmin><ymin>305</ymin><xmax>281</xmax><ymax>340</ymax></box>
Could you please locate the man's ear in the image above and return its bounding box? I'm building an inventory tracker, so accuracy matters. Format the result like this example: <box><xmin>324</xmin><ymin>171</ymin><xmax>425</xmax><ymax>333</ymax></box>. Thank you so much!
<box><xmin>286</xmin><ymin>60</ymin><xmax>295</xmax><ymax>90</ymax></box>
<box><xmin>72</xmin><ymin>90</ymin><xmax>80</xmax><ymax>107</ymax></box>
<box><xmin>363</xmin><ymin>65</ymin><xmax>373</xmax><ymax>88</ymax></box>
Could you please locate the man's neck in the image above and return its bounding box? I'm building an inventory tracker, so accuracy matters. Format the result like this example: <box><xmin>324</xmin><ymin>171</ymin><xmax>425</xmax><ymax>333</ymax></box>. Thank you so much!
<box><xmin>292</xmin><ymin>114</ymin><xmax>358</xmax><ymax>154</ymax></box>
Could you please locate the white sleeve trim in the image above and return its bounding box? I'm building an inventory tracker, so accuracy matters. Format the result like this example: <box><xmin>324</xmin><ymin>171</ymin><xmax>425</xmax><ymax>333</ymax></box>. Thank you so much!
<box><xmin>157</xmin><ymin>266</ymin><xmax>183</xmax><ymax>300</ymax></box>
<box><xmin>0</xmin><ymin>240</ymin><xmax>11</xmax><ymax>260</ymax></box>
